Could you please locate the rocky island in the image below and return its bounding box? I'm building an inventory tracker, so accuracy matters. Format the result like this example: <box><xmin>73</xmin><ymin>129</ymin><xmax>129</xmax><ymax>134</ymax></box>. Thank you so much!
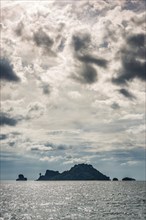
<box><xmin>113</xmin><ymin>178</ymin><xmax>118</xmax><ymax>181</ymax></box>
<box><xmin>37</xmin><ymin>163</ymin><xmax>110</xmax><ymax>181</ymax></box>
<box><xmin>16</xmin><ymin>174</ymin><xmax>27</xmax><ymax>181</ymax></box>
<box><xmin>122</xmin><ymin>177</ymin><xmax>136</xmax><ymax>181</ymax></box>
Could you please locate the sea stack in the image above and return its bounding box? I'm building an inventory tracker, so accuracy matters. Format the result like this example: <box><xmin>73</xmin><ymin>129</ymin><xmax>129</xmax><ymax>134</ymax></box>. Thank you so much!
<box><xmin>16</xmin><ymin>174</ymin><xmax>27</xmax><ymax>181</ymax></box>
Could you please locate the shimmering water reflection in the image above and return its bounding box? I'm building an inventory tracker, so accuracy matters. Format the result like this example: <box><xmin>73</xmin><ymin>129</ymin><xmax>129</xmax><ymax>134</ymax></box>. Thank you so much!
<box><xmin>0</xmin><ymin>181</ymin><xmax>145</xmax><ymax>220</ymax></box>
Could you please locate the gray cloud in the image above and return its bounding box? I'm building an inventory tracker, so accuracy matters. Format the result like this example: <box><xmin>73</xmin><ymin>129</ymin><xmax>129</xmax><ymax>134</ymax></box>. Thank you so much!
<box><xmin>45</xmin><ymin>142</ymin><xmax>69</xmax><ymax>151</ymax></box>
<box><xmin>0</xmin><ymin>113</ymin><xmax>18</xmax><ymax>126</ymax></box>
<box><xmin>72</xmin><ymin>32</ymin><xmax>91</xmax><ymax>51</ymax></box>
<box><xmin>41</xmin><ymin>83</ymin><xmax>51</xmax><ymax>95</ymax></box>
<box><xmin>28</xmin><ymin>102</ymin><xmax>45</xmax><ymax>113</ymax></box>
<box><xmin>78</xmin><ymin>54</ymin><xmax>108</xmax><ymax>68</ymax></box>
<box><xmin>33</xmin><ymin>29</ymin><xmax>54</xmax><ymax>48</ymax></box>
<box><xmin>26</xmin><ymin>102</ymin><xmax>45</xmax><ymax>120</ymax></box>
<box><xmin>0</xmin><ymin>58</ymin><xmax>20</xmax><ymax>82</ymax></box>
<box><xmin>9</xmin><ymin>142</ymin><xmax>15</xmax><ymax>147</ymax></box>
<box><xmin>57</xmin><ymin>145</ymin><xmax>68</xmax><ymax>150</ymax></box>
<box><xmin>131</xmin><ymin>14</ymin><xmax>146</xmax><ymax>26</ymax></box>
<box><xmin>99</xmin><ymin>147</ymin><xmax>145</xmax><ymax>163</ymax></box>
<box><xmin>31</xmin><ymin>147</ymin><xmax>40</xmax><ymax>151</ymax></box>
<box><xmin>10</xmin><ymin>132</ymin><xmax>21</xmax><ymax>136</ymax></box>
<box><xmin>57</xmin><ymin>37</ymin><xmax>66</xmax><ymax>52</ymax></box>
<box><xmin>0</xmin><ymin>134</ymin><xmax>8</xmax><ymax>140</ymax></box>
<box><xmin>30</xmin><ymin>142</ymin><xmax>71</xmax><ymax>152</ymax></box>
<box><xmin>126</xmin><ymin>47</ymin><xmax>145</xmax><ymax>60</ymax></box>
<box><xmin>111</xmin><ymin>102</ymin><xmax>120</xmax><ymax>110</ymax></box>
<box><xmin>15</xmin><ymin>21</ymin><xmax>24</xmax><ymax>36</ymax></box>
<box><xmin>124</xmin><ymin>33</ymin><xmax>146</xmax><ymax>59</ymax></box>
<box><xmin>72</xmin><ymin>64</ymin><xmax>98</xmax><ymax>84</ymax></box>
<box><xmin>71</xmin><ymin>31</ymin><xmax>107</xmax><ymax>86</ymax></box>
<box><xmin>104</xmin><ymin>21</ymin><xmax>118</xmax><ymax>42</ymax></box>
<box><xmin>0</xmin><ymin>132</ymin><xmax>21</xmax><ymax>140</ymax></box>
<box><xmin>127</xmin><ymin>33</ymin><xmax>145</xmax><ymax>47</ymax></box>
<box><xmin>112</xmin><ymin>57</ymin><xmax>146</xmax><ymax>84</ymax></box>
<box><xmin>31</xmin><ymin>147</ymin><xmax>52</xmax><ymax>152</ymax></box>
<box><xmin>112</xmin><ymin>33</ymin><xmax>146</xmax><ymax>85</ymax></box>
<box><xmin>119</xmin><ymin>88</ymin><xmax>136</xmax><ymax>100</ymax></box>
<box><xmin>123</xmin><ymin>0</ymin><xmax>146</xmax><ymax>13</ymax></box>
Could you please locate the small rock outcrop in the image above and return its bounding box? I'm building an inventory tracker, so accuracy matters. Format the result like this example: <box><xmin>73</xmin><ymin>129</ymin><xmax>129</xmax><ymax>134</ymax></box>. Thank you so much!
<box><xmin>113</xmin><ymin>178</ymin><xmax>118</xmax><ymax>181</ymax></box>
<box><xmin>37</xmin><ymin>164</ymin><xmax>110</xmax><ymax>181</ymax></box>
<box><xmin>122</xmin><ymin>177</ymin><xmax>136</xmax><ymax>181</ymax></box>
<box><xmin>16</xmin><ymin>174</ymin><xmax>27</xmax><ymax>181</ymax></box>
<box><xmin>37</xmin><ymin>170</ymin><xmax>60</xmax><ymax>181</ymax></box>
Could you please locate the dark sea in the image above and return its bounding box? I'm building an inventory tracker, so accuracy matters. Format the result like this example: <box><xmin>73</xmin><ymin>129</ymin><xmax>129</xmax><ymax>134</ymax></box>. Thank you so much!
<box><xmin>0</xmin><ymin>181</ymin><xmax>146</xmax><ymax>220</ymax></box>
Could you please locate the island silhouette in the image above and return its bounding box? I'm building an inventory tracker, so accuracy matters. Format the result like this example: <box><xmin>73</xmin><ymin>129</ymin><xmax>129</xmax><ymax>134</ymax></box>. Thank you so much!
<box><xmin>122</xmin><ymin>177</ymin><xmax>136</xmax><ymax>181</ymax></box>
<box><xmin>113</xmin><ymin>178</ymin><xmax>119</xmax><ymax>181</ymax></box>
<box><xmin>37</xmin><ymin>163</ymin><xmax>111</xmax><ymax>181</ymax></box>
<box><xmin>16</xmin><ymin>174</ymin><xmax>27</xmax><ymax>181</ymax></box>
<box><xmin>15</xmin><ymin>164</ymin><xmax>136</xmax><ymax>181</ymax></box>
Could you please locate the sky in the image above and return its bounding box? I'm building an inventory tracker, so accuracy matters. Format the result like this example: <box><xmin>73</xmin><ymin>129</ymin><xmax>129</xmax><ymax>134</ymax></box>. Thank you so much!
<box><xmin>0</xmin><ymin>0</ymin><xmax>145</xmax><ymax>180</ymax></box>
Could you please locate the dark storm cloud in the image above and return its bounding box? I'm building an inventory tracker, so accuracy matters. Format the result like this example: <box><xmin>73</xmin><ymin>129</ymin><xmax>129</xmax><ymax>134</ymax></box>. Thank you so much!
<box><xmin>112</xmin><ymin>33</ymin><xmax>146</xmax><ymax>85</ymax></box>
<box><xmin>119</xmin><ymin>88</ymin><xmax>136</xmax><ymax>100</ymax></box>
<box><xmin>127</xmin><ymin>47</ymin><xmax>146</xmax><ymax>60</ymax></box>
<box><xmin>78</xmin><ymin>54</ymin><xmax>108</xmax><ymax>68</ymax></box>
<box><xmin>127</xmin><ymin>33</ymin><xmax>145</xmax><ymax>47</ymax></box>
<box><xmin>124</xmin><ymin>33</ymin><xmax>146</xmax><ymax>59</ymax></box>
<box><xmin>72</xmin><ymin>64</ymin><xmax>98</xmax><ymax>84</ymax></box>
<box><xmin>112</xmin><ymin>57</ymin><xmax>146</xmax><ymax>84</ymax></box>
<box><xmin>0</xmin><ymin>134</ymin><xmax>8</xmax><ymax>140</ymax></box>
<box><xmin>33</xmin><ymin>29</ymin><xmax>54</xmax><ymax>48</ymax></box>
<box><xmin>122</xmin><ymin>56</ymin><xmax>146</xmax><ymax>81</ymax></box>
<box><xmin>0</xmin><ymin>58</ymin><xmax>20</xmax><ymax>82</ymax></box>
<box><xmin>0</xmin><ymin>113</ymin><xmax>18</xmax><ymax>126</ymax></box>
<box><xmin>72</xmin><ymin>32</ymin><xmax>91</xmax><ymax>51</ymax></box>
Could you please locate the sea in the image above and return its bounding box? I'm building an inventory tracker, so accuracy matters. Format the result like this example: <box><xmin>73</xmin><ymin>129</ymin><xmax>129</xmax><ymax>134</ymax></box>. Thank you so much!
<box><xmin>0</xmin><ymin>181</ymin><xmax>146</xmax><ymax>220</ymax></box>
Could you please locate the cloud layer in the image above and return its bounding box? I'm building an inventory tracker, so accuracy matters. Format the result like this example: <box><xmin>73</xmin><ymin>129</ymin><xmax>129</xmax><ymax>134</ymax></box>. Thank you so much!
<box><xmin>1</xmin><ymin>0</ymin><xmax>145</xmax><ymax>180</ymax></box>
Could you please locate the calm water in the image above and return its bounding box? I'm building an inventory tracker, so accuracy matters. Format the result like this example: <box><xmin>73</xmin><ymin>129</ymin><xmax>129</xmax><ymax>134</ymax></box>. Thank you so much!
<box><xmin>0</xmin><ymin>181</ymin><xmax>145</xmax><ymax>220</ymax></box>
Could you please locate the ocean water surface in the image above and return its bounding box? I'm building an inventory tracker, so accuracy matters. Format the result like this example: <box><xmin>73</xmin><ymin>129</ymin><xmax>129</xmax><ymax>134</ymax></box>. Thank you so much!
<box><xmin>0</xmin><ymin>181</ymin><xmax>145</xmax><ymax>220</ymax></box>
